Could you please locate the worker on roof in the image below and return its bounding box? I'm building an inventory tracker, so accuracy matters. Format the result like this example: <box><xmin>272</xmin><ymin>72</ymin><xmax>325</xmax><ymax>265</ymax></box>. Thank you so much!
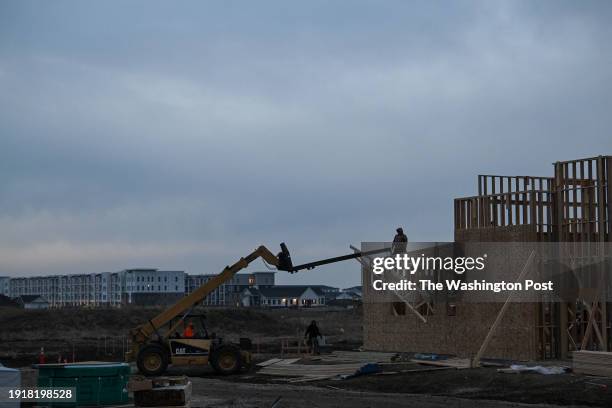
<box><xmin>392</xmin><ymin>227</ymin><xmax>408</xmax><ymax>254</ymax></box>
<box><xmin>183</xmin><ymin>321</ymin><xmax>195</xmax><ymax>338</ymax></box>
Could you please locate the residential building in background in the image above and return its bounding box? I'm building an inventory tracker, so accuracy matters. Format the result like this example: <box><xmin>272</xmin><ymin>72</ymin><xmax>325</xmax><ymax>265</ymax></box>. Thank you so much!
<box><xmin>14</xmin><ymin>295</ymin><xmax>50</xmax><ymax>309</ymax></box>
<box><xmin>342</xmin><ymin>286</ymin><xmax>363</xmax><ymax>299</ymax></box>
<box><xmin>9</xmin><ymin>272</ymin><xmax>123</xmax><ymax>308</ymax></box>
<box><xmin>0</xmin><ymin>270</ymin><xmax>282</xmax><ymax>308</ymax></box>
<box><xmin>6</xmin><ymin>269</ymin><xmax>183</xmax><ymax>308</ymax></box>
<box><xmin>310</xmin><ymin>285</ymin><xmax>340</xmax><ymax>303</ymax></box>
<box><xmin>240</xmin><ymin>285</ymin><xmax>327</xmax><ymax>308</ymax></box>
<box><xmin>123</xmin><ymin>269</ymin><xmax>185</xmax><ymax>306</ymax></box>
<box><xmin>0</xmin><ymin>276</ymin><xmax>9</xmax><ymax>297</ymax></box>
<box><xmin>186</xmin><ymin>271</ymin><xmax>275</xmax><ymax>306</ymax></box>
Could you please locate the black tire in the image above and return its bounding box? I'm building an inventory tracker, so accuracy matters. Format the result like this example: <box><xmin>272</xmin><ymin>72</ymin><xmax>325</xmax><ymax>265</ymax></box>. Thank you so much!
<box><xmin>137</xmin><ymin>344</ymin><xmax>169</xmax><ymax>376</ymax></box>
<box><xmin>210</xmin><ymin>345</ymin><xmax>242</xmax><ymax>375</ymax></box>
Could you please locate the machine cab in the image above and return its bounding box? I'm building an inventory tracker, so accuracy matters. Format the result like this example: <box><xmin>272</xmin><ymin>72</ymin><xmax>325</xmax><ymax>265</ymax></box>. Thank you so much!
<box><xmin>168</xmin><ymin>314</ymin><xmax>214</xmax><ymax>363</ymax></box>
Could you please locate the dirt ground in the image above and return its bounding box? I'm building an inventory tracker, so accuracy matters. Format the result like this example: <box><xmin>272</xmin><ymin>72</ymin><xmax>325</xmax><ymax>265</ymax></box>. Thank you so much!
<box><xmin>169</xmin><ymin>361</ymin><xmax>612</xmax><ymax>408</ymax></box>
<box><xmin>0</xmin><ymin>306</ymin><xmax>362</xmax><ymax>366</ymax></box>
<box><xmin>186</xmin><ymin>377</ymin><xmax>605</xmax><ymax>408</ymax></box>
<box><xmin>5</xmin><ymin>306</ymin><xmax>612</xmax><ymax>407</ymax></box>
<box><xmin>18</xmin><ymin>365</ymin><xmax>608</xmax><ymax>408</ymax></box>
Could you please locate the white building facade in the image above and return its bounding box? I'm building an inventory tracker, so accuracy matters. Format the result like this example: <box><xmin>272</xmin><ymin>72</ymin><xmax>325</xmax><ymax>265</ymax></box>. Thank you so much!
<box><xmin>2</xmin><ymin>270</ymin><xmax>278</xmax><ymax>308</ymax></box>
<box><xmin>9</xmin><ymin>272</ymin><xmax>123</xmax><ymax>308</ymax></box>
<box><xmin>123</xmin><ymin>269</ymin><xmax>185</xmax><ymax>305</ymax></box>
<box><xmin>0</xmin><ymin>276</ymin><xmax>10</xmax><ymax>297</ymax></box>
<box><xmin>6</xmin><ymin>269</ymin><xmax>184</xmax><ymax>308</ymax></box>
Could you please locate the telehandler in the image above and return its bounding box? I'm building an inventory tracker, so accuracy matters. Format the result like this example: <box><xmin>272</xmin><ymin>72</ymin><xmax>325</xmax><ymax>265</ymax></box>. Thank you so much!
<box><xmin>125</xmin><ymin>243</ymin><xmax>388</xmax><ymax>376</ymax></box>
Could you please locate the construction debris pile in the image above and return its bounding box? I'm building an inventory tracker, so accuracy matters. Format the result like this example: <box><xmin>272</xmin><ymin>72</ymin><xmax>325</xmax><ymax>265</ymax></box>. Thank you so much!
<box><xmin>255</xmin><ymin>350</ymin><xmax>490</xmax><ymax>383</ymax></box>
<box><xmin>256</xmin><ymin>351</ymin><xmax>396</xmax><ymax>382</ymax></box>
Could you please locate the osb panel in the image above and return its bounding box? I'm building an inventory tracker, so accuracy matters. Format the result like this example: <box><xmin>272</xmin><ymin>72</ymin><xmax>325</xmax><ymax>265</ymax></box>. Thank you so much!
<box><xmin>455</xmin><ymin>225</ymin><xmax>536</xmax><ymax>243</ymax></box>
<box><xmin>363</xmin><ymin>225</ymin><xmax>540</xmax><ymax>359</ymax></box>
<box><xmin>363</xmin><ymin>301</ymin><xmax>538</xmax><ymax>360</ymax></box>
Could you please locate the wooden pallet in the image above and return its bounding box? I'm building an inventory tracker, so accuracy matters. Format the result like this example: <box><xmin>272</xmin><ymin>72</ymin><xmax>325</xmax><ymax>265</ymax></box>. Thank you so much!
<box><xmin>323</xmin><ymin>351</ymin><xmax>398</xmax><ymax>363</ymax></box>
<box><xmin>258</xmin><ymin>362</ymin><xmax>364</xmax><ymax>380</ymax></box>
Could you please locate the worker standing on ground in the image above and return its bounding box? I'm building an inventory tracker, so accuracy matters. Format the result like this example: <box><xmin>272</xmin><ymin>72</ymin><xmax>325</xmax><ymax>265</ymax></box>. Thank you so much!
<box><xmin>183</xmin><ymin>321</ymin><xmax>195</xmax><ymax>338</ymax></box>
<box><xmin>304</xmin><ymin>320</ymin><xmax>322</xmax><ymax>355</ymax></box>
<box><xmin>392</xmin><ymin>227</ymin><xmax>408</xmax><ymax>254</ymax></box>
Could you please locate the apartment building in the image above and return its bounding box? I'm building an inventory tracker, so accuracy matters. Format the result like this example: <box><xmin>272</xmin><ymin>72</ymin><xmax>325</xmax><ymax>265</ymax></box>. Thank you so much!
<box><xmin>6</xmin><ymin>269</ymin><xmax>184</xmax><ymax>308</ymax></box>
<box><xmin>0</xmin><ymin>276</ymin><xmax>9</xmax><ymax>297</ymax></box>
<box><xmin>2</xmin><ymin>270</ymin><xmax>274</xmax><ymax>308</ymax></box>
<box><xmin>9</xmin><ymin>272</ymin><xmax>123</xmax><ymax>307</ymax></box>
<box><xmin>123</xmin><ymin>268</ymin><xmax>185</xmax><ymax>305</ymax></box>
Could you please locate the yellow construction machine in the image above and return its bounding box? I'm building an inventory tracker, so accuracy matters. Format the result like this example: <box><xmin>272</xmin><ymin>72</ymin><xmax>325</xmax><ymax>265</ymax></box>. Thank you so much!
<box><xmin>126</xmin><ymin>243</ymin><xmax>388</xmax><ymax>376</ymax></box>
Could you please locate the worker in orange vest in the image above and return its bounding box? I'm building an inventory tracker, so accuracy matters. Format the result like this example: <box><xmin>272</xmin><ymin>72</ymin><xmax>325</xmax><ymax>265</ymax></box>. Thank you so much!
<box><xmin>183</xmin><ymin>321</ymin><xmax>195</xmax><ymax>338</ymax></box>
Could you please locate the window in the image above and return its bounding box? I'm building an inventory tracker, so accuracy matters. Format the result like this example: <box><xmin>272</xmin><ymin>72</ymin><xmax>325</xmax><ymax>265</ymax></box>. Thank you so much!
<box><xmin>392</xmin><ymin>302</ymin><xmax>406</xmax><ymax>316</ymax></box>
<box><xmin>417</xmin><ymin>302</ymin><xmax>434</xmax><ymax>317</ymax></box>
<box><xmin>446</xmin><ymin>302</ymin><xmax>456</xmax><ymax>316</ymax></box>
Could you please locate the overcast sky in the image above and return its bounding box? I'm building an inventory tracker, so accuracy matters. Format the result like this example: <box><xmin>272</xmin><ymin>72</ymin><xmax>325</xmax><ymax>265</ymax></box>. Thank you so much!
<box><xmin>1</xmin><ymin>1</ymin><xmax>611</xmax><ymax>287</ymax></box>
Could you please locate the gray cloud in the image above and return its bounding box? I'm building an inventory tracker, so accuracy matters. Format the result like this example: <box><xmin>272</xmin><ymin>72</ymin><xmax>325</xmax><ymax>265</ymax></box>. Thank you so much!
<box><xmin>1</xmin><ymin>0</ymin><xmax>611</xmax><ymax>286</ymax></box>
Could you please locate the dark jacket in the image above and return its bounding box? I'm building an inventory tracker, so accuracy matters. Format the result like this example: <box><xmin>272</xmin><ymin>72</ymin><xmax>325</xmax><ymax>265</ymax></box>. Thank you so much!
<box><xmin>392</xmin><ymin>232</ymin><xmax>408</xmax><ymax>253</ymax></box>
<box><xmin>305</xmin><ymin>323</ymin><xmax>321</xmax><ymax>339</ymax></box>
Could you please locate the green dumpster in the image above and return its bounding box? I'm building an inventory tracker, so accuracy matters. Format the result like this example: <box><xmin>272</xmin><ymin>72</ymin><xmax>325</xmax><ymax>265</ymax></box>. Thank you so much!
<box><xmin>36</xmin><ymin>362</ymin><xmax>130</xmax><ymax>407</ymax></box>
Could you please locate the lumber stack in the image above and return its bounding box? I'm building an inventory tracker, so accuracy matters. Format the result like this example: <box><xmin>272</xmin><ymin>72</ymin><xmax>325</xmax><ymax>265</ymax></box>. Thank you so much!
<box><xmin>258</xmin><ymin>360</ymin><xmax>364</xmax><ymax>381</ymax></box>
<box><xmin>573</xmin><ymin>350</ymin><xmax>612</xmax><ymax>377</ymax></box>
<box><xmin>325</xmin><ymin>351</ymin><xmax>398</xmax><ymax>363</ymax></box>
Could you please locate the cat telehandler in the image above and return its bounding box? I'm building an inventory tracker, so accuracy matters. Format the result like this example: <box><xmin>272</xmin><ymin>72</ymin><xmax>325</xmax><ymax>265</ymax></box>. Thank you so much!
<box><xmin>125</xmin><ymin>243</ymin><xmax>388</xmax><ymax>376</ymax></box>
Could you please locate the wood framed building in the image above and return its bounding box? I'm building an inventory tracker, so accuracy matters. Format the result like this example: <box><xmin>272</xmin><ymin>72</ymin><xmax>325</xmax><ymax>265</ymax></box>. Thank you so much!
<box><xmin>363</xmin><ymin>155</ymin><xmax>612</xmax><ymax>360</ymax></box>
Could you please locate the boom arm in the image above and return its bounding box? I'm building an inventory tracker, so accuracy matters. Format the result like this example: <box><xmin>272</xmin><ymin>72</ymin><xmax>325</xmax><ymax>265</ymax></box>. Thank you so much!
<box><xmin>127</xmin><ymin>242</ymin><xmax>390</xmax><ymax>361</ymax></box>
<box><xmin>287</xmin><ymin>247</ymin><xmax>390</xmax><ymax>272</ymax></box>
<box><xmin>129</xmin><ymin>245</ymin><xmax>279</xmax><ymax>346</ymax></box>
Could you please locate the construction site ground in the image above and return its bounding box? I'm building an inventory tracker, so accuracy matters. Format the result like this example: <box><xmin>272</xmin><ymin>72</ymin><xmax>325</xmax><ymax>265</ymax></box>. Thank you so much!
<box><xmin>17</xmin><ymin>362</ymin><xmax>611</xmax><ymax>408</ymax></box>
<box><xmin>0</xmin><ymin>306</ymin><xmax>363</xmax><ymax>366</ymax></box>
<box><xmin>163</xmin><ymin>359</ymin><xmax>610</xmax><ymax>407</ymax></box>
<box><xmin>171</xmin><ymin>376</ymin><xmax>609</xmax><ymax>408</ymax></box>
<box><xmin>4</xmin><ymin>307</ymin><xmax>612</xmax><ymax>407</ymax></box>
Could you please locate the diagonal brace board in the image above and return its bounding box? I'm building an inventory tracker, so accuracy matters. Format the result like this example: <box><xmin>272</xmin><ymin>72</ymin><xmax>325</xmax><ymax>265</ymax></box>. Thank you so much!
<box><xmin>472</xmin><ymin>250</ymin><xmax>536</xmax><ymax>367</ymax></box>
<box><xmin>350</xmin><ymin>245</ymin><xmax>427</xmax><ymax>323</ymax></box>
